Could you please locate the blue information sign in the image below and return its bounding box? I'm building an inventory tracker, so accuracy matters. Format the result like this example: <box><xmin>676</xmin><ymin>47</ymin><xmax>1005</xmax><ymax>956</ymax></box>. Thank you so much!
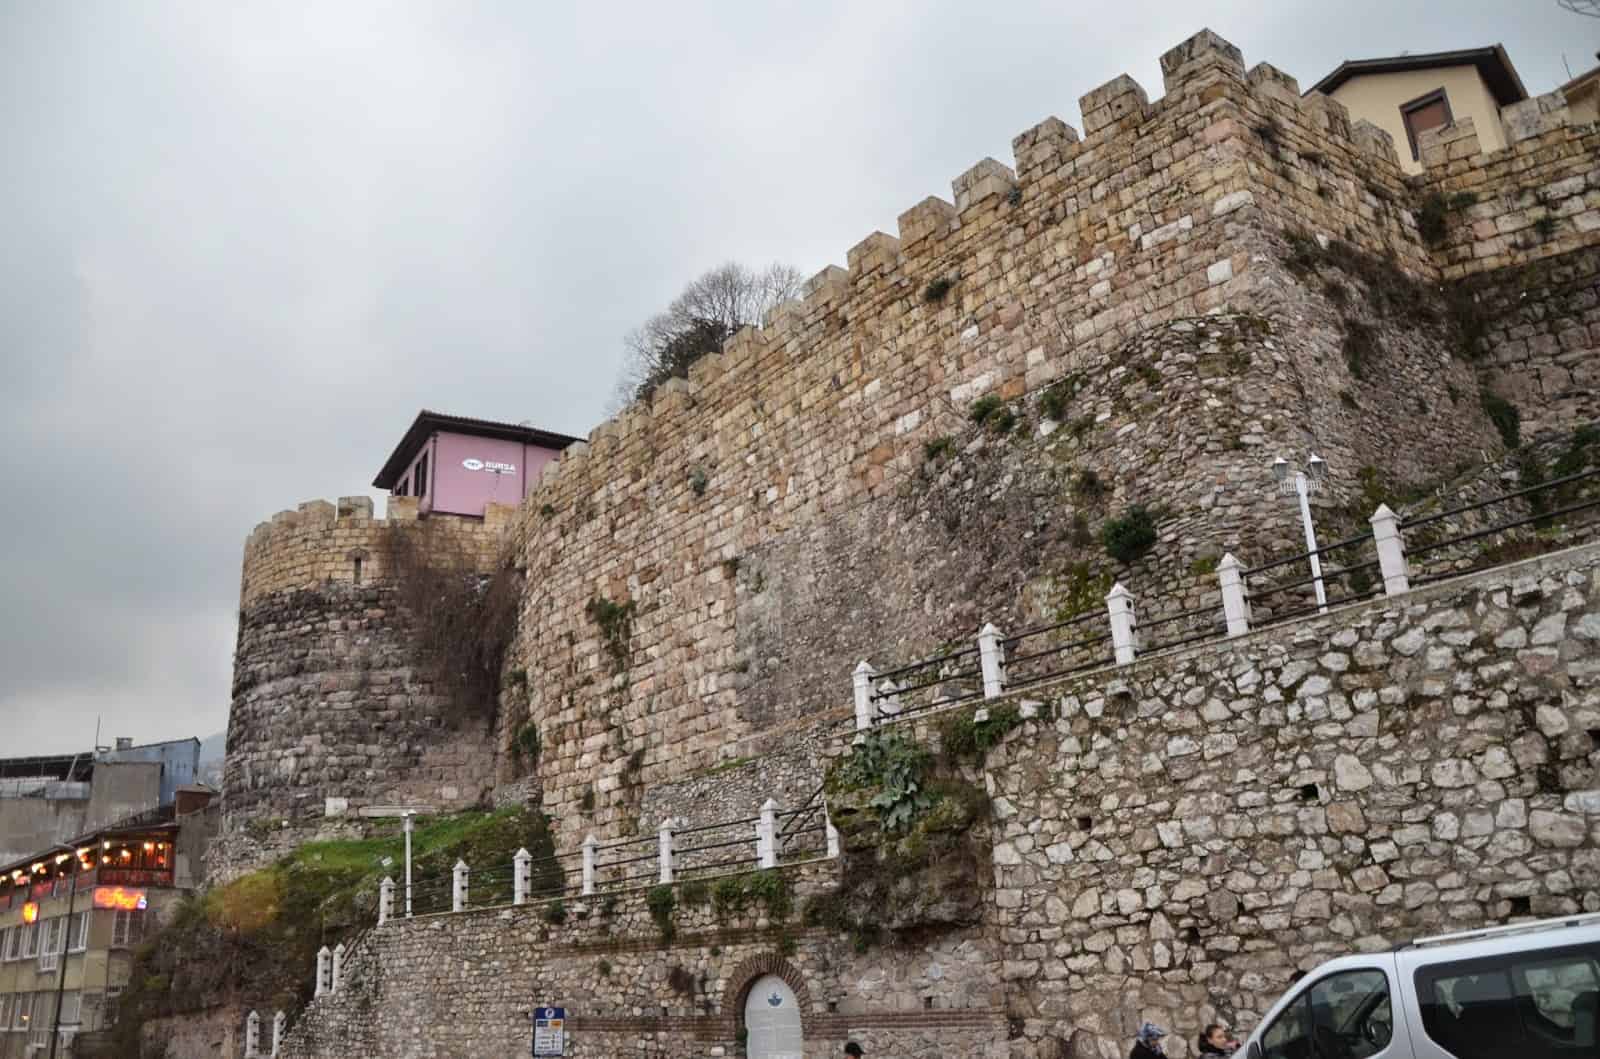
<box><xmin>532</xmin><ymin>1006</ymin><xmax>566</xmax><ymax>1057</ymax></box>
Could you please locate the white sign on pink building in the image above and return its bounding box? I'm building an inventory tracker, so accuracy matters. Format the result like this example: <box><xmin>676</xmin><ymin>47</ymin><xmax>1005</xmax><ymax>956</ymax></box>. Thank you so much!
<box><xmin>373</xmin><ymin>410</ymin><xmax>581</xmax><ymax>519</ymax></box>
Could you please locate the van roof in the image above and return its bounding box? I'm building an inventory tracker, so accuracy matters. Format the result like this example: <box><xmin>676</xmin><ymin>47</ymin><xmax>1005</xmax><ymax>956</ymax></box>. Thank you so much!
<box><xmin>1399</xmin><ymin>912</ymin><xmax>1600</xmax><ymax>953</ymax></box>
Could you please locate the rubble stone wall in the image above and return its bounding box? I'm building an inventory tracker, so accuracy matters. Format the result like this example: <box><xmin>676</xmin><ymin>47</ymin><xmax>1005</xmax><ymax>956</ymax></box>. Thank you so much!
<box><xmin>225</xmin><ymin>496</ymin><xmax>514</xmax><ymax>826</ymax></box>
<box><xmin>277</xmin><ymin>859</ymin><xmax>1011</xmax><ymax>1059</ymax></box>
<box><xmin>984</xmin><ymin>541</ymin><xmax>1600</xmax><ymax>1058</ymax></box>
<box><xmin>501</xmin><ymin>29</ymin><xmax>1531</xmax><ymax>847</ymax></box>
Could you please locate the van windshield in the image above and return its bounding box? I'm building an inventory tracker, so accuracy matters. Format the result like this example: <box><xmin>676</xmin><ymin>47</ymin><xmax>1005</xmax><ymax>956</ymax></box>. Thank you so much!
<box><xmin>1259</xmin><ymin>968</ymin><xmax>1392</xmax><ymax>1059</ymax></box>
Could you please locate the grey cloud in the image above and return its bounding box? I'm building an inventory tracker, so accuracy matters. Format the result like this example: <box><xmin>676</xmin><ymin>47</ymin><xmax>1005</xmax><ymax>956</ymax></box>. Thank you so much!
<box><xmin>1</xmin><ymin>0</ymin><xmax>1590</xmax><ymax>753</ymax></box>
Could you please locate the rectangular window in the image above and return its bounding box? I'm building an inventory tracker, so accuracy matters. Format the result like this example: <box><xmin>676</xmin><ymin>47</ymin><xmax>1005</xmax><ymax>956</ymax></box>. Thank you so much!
<box><xmin>0</xmin><ymin>995</ymin><xmax>8</xmax><ymax>1031</ymax></box>
<box><xmin>20</xmin><ymin>922</ymin><xmax>38</xmax><ymax>959</ymax></box>
<box><xmin>57</xmin><ymin>991</ymin><xmax>81</xmax><ymax>1028</ymax></box>
<box><xmin>103</xmin><ymin>985</ymin><xmax>124</xmax><ymax>1027</ymax></box>
<box><xmin>0</xmin><ymin>925</ymin><xmax>12</xmax><ymax>961</ymax></box>
<box><xmin>12</xmin><ymin>992</ymin><xmax>32</xmax><ymax>1031</ymax></box>
<box><xmin>397</xmin><ymin>476</ymin><xmax>409</xmax><ymax>497</ymax></box>
<box><xmin>71</xmin><ymin>910</ymin><xmax>89</xmax><ymax>952</ymax></box>
<box><xmin>1400</xmin><ymin>87</ymin><xmax>1453</xmax><ymax>160</ymax></box>
<box><xmin>111</xmin><ymin>909</ymin><xmax>145</xmax><ymax>949</ymax></box>
<box><xmin>416</xmin><ymin>453</ymin><xmax>429</xmax><ymax>498</ymax></box>
<box><xmin>38</xmin><ymin>918</ymin><xmax>61</xmax><ymax>971</ymax></box>
<box><xmin>1416</xmin><ymin>941</ymin><xmax>1600</xmax><ymax>1059</ymax></box>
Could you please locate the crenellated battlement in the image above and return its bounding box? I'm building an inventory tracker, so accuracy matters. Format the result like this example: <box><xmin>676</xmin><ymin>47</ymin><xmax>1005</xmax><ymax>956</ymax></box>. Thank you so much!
<box><xmin>239</xmin><ymin>495</ymin><xmax>516</xmax><ymax>608</ymax></box>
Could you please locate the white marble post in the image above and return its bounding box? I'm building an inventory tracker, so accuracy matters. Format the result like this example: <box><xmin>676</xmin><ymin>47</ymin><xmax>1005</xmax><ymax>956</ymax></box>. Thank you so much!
<box><xmin>1106</xmin><ymin>583</ymin><xmax>1138</xmax><ymax>665</ymax></box>
<box><xmin>331</xmin><ymin>943</ymin><xmax>345</xmax><ymax>992</ymax></box>
<box><xmin>513</xmin><ymin>847</ymin><xmax>531</xmax><ymax>906</ymax></box>
<box><xmin>874</xmin><ymin>678</ymin><xmax>903</xmax><ymax>721</ymax></box>
<box><xmin>852</xmin><ymin>661</ymin><xmax>878</xmax><ymax>731</ymax></box>
<box><xmin>1371</xmin><ymin>503</ymin><xmax>1411</xmax><ymax>596</ymax></box>
<box><xmin>378</xmin><ymin>877</ymin><xmax>394</xmax><ymax>926</ymax></box>
<box><xmin>658</xmin><ymin>820</ymin><xmax>675</xmax><ymax>885</ymax></box>
<box><xmin>1217</xmin><ymin>553</ymin><xmax>1251</xmax><ymax>638</ymax></box>
<box><xmin>245</xmin><ymin>1011</ymin><xmax>260</xmax><ymax>1057</ymax></box>
<box><xmin>582</xmin><ymin>834</ymin><xmax>597</xmax><ymax>896</ymax></box>
<box><xmin>757</xmin><ymin>798</ymin><xmax>779</xmax><ymax>869</ymax></box>
<box><xmin>314</xmin><ymin>947</ymin><xmax>330</xmax><ymax>998</ymax></box>
<box><xmin>825</xmin><ymin>808</ymin><xmax>840</xmax><ymax>859</ymax></box>
<box><xmin>452</xmin><ymin>859</ymin><xmax>469</xmax><ymax>913</ymax></box>
<box><xmin>272</xmin><ymin>1011</ymin><xmax>286</xmax><ymax>1056</ymax></box>
<box><xmin>977</xmin><ymin>622</ymin><xmax>1007</xmax><ymax>699</ymax></box>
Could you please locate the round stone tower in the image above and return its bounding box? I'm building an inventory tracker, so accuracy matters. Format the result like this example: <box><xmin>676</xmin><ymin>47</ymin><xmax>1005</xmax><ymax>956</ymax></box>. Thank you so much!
<box><xmin>224</xmin><ymin>495</ymin><xmax>515</xmax><ymax>825</ymax></box>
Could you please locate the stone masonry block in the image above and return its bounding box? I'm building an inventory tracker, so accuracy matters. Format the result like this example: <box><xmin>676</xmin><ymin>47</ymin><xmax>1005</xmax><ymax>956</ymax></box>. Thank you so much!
<box><xmin>1079</xmin><ymin>74</ymin><xmax>1149</xmax><ymax>136</ymax></box>
<box><xmin>336</xmin><ymin>496</ymin><xmax>373</xmax><ymax>520</ymax></box>
<box><xmin>297</xmin><ymin>500</ymin><xmax>336</xmax><ymax>526</ymax></box>
<box><xmin>386</xmin><ymin>496</ymin><xmax>419</xmax><ymax>521</ymax></box>
<box><xmin>761</xmin><ymin>298</ymin><xmax>803</xmax><ymax>333</ymax></box>
<box><xmin>802</xmin><ymin>264</ymin><xmax>849</xmax><ymax>304</ymax></box>
<box><xmin>1420</xmin><ymin>118</ymin><xmax>1481</xmax><ymax>169</ymax></box>
<box><xmin>1502</xmin><ymin>91</ymin><xmax>1571</xmax><ymax>144</ymax></box>
<box><xmin>846</xmin><ymin>231</ymin><xmax>901</xmax><ymax>276</ymax></box>
<box><xmin>1302</xmin><ymin>92</ymin><xmax>1352</xmax><ymax>142</ymax></box>
<box><xmin>897</xmin><ymin>197</ymin><xmax>958</xmax><ymax>247</ymax></box>
<box><xmin>1158</xmin><ymin>28</ymin><xmax>1245</xmax><ymax>96</ymax></box>
<box><xmin>1011</xmin><ymin>116</ymin><xmax>1079</xmax><ymax>176</ymax></box>
<box><xmin>687</xmin><ymin>351</ymin><xmax>725</xmax><ymax>386</ymax></box>
<box><xmin>952</xmin><ymin>158</ymin><xmax>1016</xmax><ymax>212</ymax></box>
<box><xmin>1246</xmin><ymin>63</ymin><xmax>1300</xmax><ymax>106</ymax></box>
<box><xmin>1351</xmin><ymin>120</ymin><xmax>1399</xmax><ymax>168</ymax></box>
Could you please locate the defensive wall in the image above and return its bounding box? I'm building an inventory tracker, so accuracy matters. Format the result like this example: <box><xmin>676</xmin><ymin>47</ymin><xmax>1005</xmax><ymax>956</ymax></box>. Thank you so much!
<box><xmin>270</xmin><ymin>536</ymin><xmax>1600</xmax><ymax>1059</ymax></box>
<box><xmin>494</xmin><ymin>27</ymin><xmax>1599</xmax><ymax>847</ymax></box>
<box><xmin>225</xmin><ymin>495</ymin><xmax>517</xmax><ymax>825</ymax></box>
<box><xmin>218</xmin><ymin>21</ymin><xmax>1599</xmax><ymax>887</ymax></box>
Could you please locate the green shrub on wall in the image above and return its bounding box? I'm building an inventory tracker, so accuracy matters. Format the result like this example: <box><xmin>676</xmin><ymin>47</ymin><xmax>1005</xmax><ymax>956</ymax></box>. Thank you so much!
<box><xmin>1101</xmin><ymin>505</ymin><xmax>1158</xmax><ymax>564</ymax></box>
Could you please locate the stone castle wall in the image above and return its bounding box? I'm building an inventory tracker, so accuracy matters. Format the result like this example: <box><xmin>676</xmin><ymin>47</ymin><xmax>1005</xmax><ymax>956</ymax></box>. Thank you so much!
<box><xmin>224</xmin><ymin>496</ymin><xmax>516</xmax><ymax>826</ymax></box>
<box><xmin>498</xmin><ymin>28</ymin><xmax>1543</xmax><ymax>846</ymax></box>
<box><xmin>985</xmin><ymin>541</ymin><xmax>1600</xmax><ymax>1057</ymax></box>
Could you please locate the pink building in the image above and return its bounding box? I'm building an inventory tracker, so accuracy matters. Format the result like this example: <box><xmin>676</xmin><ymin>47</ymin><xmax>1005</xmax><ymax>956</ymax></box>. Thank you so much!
<box><xmin>373</xmin><ymin>410</ymin><xmax>582</xmax><ymax>519</ymax></box>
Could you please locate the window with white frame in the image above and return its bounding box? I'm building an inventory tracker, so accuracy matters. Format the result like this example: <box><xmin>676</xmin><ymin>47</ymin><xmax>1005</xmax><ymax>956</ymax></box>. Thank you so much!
<box><xmin>0</xmin><ymin>995</ymin><xmax>10</xmax><ymax>1031</ymax></box>
<box><xmin>0</xmin><ymin>925</ymin><xmax>12</xmax><ymax>961</ymax></box>
<box><xmin>20</xmin><ymin>921</ymin><xmax>38</xmax><ymax>959</ymax></box>
<box><xmin>37</xmin><ymin>919</ymin><xmax>61</xmax><ymax>972</ymax></box>
<box><xmin>69</xmin><ymin>911</ymin><xmax>88</xmax><ymax>953</ymax></box>
<box><xmin>12</xmin><ymin>992</ymin><xmax>33</xmax><ymax>1030</ymax></box>
<box><xmin>56</xmin><ymin>991</ymin><xmax>81</xmax><ymax>1028</ymax></box>
<box><xmin>111</xmin><ymin>909</ymin><xmax>145</xmax><ymax>949</ymax></box>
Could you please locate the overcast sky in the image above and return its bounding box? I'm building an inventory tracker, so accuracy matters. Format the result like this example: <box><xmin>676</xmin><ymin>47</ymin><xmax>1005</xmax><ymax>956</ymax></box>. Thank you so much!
<box><xmin>1</xmin><ymin>2</ymin><xmax>1593</xmax><ymax>756</ymax></box>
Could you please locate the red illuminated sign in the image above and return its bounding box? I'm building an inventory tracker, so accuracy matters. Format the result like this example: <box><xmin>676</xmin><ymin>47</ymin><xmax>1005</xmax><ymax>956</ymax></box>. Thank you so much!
<box><xmin>92</xmin><ymin>886</ymin><xmax>148</xmax><ymax>911</ymax></box>
<box><xmin>21</xmin><ymin>901</ymin><xmax>38</xmax><ymax>923</ymax></box>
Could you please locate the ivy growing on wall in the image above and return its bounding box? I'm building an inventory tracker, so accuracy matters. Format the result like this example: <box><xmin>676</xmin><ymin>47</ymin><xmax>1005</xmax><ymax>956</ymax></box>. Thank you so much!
<box><xmin>586</xmin><ymin>595</ymin><xmax>636</xmax><ymax>674</ymax></box>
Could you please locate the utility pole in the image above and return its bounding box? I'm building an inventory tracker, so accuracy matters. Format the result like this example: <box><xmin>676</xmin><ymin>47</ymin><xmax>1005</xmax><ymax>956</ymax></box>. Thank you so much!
<box><xmin>47</xmin><ymin>844</ymin><xmax>82</xmax><ymax>1059</ymax></box>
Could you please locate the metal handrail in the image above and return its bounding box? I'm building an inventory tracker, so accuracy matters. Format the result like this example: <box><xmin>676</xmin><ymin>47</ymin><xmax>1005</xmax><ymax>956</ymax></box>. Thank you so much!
<box><xmin>1246</xmin><ymin>528</ymin><xmax>1375</xmax><ymax>577</ymax></box>
<box><xmin>1403</xmin><ymin>466</ymin><xmax>1600</xmax><ymax>530</ymax></box>
<box><xmin>999</xmin><ymin>608</ymin><xmax>1103</xmax><ymax>647</ymax></box>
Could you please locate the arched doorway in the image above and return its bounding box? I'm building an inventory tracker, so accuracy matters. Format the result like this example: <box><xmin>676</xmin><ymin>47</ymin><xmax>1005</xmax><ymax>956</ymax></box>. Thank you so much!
<box><xmin>743</xmin><ymin>973</ymin><xmax>803</xmax><ymax>1059</ymax></box>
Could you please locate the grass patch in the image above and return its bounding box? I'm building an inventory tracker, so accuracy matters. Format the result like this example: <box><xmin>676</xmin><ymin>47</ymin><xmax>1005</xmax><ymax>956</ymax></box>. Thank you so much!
<box><xmin>923</xmin><ymin>276</ymin><xmax>956</xmax><ymax>304</ymax></box>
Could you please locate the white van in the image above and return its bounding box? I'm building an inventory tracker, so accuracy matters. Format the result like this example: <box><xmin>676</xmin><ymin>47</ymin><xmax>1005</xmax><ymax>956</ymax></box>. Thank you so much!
<box><xmin>1242</xmin><ymin>913</ymin><xmax>1600</xmax><ymax>1059</ymax></box>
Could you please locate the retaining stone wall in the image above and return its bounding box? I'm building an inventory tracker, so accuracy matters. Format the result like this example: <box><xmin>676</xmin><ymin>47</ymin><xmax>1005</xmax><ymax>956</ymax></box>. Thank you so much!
<box><xmin>984</xmin><ymin>541</ymin><xmax>1600</xmax><ymax>1058</ymax></box>
<box><xmin>277</xmin><ymin>860</ymin><xmax>1012</xmax><ymax>1059</ymax></box>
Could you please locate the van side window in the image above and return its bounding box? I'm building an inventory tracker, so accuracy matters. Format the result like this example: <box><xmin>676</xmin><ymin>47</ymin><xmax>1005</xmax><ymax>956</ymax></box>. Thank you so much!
<box><xmin>1416</xmin><ymin>942</ymin><xmax>1600</xmax><ymax>1059</ymax></box>
<box><xmin>1261</xmin><ymin>969</ymin><xmax>1391</xmax><ymax>1059</ymax></box>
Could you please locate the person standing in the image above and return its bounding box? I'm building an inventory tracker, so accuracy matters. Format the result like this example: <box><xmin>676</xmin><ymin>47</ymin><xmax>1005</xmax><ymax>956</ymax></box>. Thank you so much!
<box><xmin>1130</xmin><ymin>1021</ymin><xmax>1169</xmax><ymax>1059</ymax></box>
<box><xmin>1198</xmin><ymin>1023</ymin><xmax>1241</xmax><ymax>1055</ymax></box>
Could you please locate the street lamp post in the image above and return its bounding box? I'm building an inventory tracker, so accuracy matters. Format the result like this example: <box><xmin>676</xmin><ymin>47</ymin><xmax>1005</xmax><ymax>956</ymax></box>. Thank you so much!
<box><xmin>1273</xmin><ymin>454</ymin><xmax>1329</xmax><ymax>614</ymax></box>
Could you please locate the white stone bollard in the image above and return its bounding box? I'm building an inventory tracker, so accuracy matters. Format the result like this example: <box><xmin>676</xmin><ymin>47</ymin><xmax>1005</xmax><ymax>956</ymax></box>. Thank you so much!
<box><xmin>658</xmin><ymin>820</ymin><xmax>675</xmax><ymax>885</ymax></box>
<box><xmin>1370</xmin><ymin>504</ymin><xmax>1411</xmax><ymax>596</ymax></box>
<box><xmin>825</xmin><ymin>808</ymin><xmax>840</xmax><ymax>859</ymax></box>
<box><xmin>272</xmin><ymin>1011</ymin><xmax>286</xmax><ymax>1056</ymax></box>
<box><xmin>852</xmin><ymin>661</ymin><xmax>878</xmax><ymax>731</ymax></box>
<box><xmin>1217</xmin><ymin>553</ymin><xmax>1252</xmax><ymax>638</ymax></box>
<box><xmin>378</xmin><ymin>877</ymin><xmax>394</xmax><ymax>926</ymax></box>
<box><xmin>582</xmin><ymin>834</ymin><xmax>597</xmax><ymax>896</ymax></box>
<box><xmin>875</xmin><ymin>678</ymin><xmax>903</xmax><ymax>721</ymax></box>
<box><xmin>314</xmin><ymin>947</ymin><xmax>330</xmax><ymax>998</ymax></box>
<box><xmin>452</xmin><ymin>859</ymin><xmax>469</xmax><ymax>913</ymax></box>
<box><xmin>1106</xmin><ymin>583</ymin><xmax>1138</xmax><ymax>665</ymax></box>
<box><xmin>331</xmin><ymin>943</ymin><xmax>345</xmax><ymax>992</ymax></box>
<box><xmin>246</xmin><ymin>1010</ymin><xmax>260</xmax><ymax>1057</ymax></box>
<box><xmin>978</xmin><ymin>622</ymin><xmax>1007</xmax><ymax>699</ymax></box>
<box><xmin>513</xmin><ymin>847</ymin><xmax>531</xmax><ymax>906</ymax></box>
<box><xmin>757</xmin><ymin>798</ymin><xmax>779</xmax><ymax>869</ymax></box>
